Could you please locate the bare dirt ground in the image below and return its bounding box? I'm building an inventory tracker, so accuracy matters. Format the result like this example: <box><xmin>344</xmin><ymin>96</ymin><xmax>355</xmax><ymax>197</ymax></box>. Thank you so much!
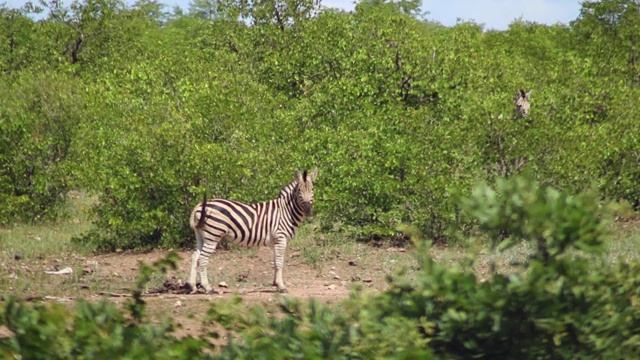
<box><xmin>2</xmin><ymin>244</ymin><xmax>413</xmax><ymax>339</ymax></box>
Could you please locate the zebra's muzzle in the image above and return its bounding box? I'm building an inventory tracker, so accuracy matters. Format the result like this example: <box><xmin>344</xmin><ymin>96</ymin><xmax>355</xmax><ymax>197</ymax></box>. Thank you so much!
<box><xmin>301</xmin><ymin>202</ymin><xmax>312</xmax><ymax>215</ymax></box>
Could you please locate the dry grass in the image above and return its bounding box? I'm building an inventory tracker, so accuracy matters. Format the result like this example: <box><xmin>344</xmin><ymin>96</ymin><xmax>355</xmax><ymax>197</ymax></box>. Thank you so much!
<box><xmin>606</xmin><ymin>220</ymin><xmax>640</xmax><ymax>263</ymax></box>
<box><xmin>0</xmin><ymin>190</ymin><xmax>95</xmax><ymax>261</ymax></box>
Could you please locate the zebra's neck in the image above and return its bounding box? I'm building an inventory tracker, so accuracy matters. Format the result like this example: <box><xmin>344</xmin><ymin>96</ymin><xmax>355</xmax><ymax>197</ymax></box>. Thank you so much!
<box><xmin>278</xmin><ymin>179</ymin><xmax>298</xmax><ymax>199</ymax></box>
<box><xmin>276</xmin><ymin>179</ymin><xmax>305</xmax><ymax>228</ymax></box>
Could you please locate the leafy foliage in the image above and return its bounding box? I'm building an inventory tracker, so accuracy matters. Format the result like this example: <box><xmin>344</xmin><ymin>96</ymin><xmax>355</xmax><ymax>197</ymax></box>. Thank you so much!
<box><xmin>0</xmin><ymin>253</ymin><xmax>207</xmax><ymax>359</ymax></box>
<box><xmin>2</xmin><ymin>175</ymin><xmax>640</xmax><ymax>358</ymax></box>
<box><xmin>462</xmin><ymin>170</ymin><xmax>607</xmax><ymax>259</ymax></box>
<box><xmin>208</xmin><ymin>173</ymin><xmax>640</xmax><ymax>359</ymax></box>
<box><xmin>1</xmin><ymin>0</ymin><xmax>639</xmax><ymax>248</ymax></box>
<box><xmin>0</xmin><ymin>71</ymin><xmax>84</xmax><ymax>223</ymax></box>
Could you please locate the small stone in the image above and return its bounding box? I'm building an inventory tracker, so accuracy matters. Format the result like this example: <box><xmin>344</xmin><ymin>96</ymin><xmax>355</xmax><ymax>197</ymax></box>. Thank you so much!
<box><xmin>45</xmin><ymin>267</ymin><xmax>73</xmax><ymax>275</ymax></box>
<box><xmin>174</xmin><ymin>300</ymin><xmax>183</xmax><ymax>308</ymax></box>
<box><xmin>8</xmin><ymin>273</ymin><xmax>17</xmax><ymax>279</ymax></box>
<box><xmin>330</xmin><ymin>266</ymin><xmax>336</xmax><ymax>270</ymax></box>
<box><xmin>82</xmin><ymin>267</ymin><xmax>93</xmax><ymax>275</ymax></box>
<box><xmin>112</xmin><ymin>272</ymin><xmax>119</xmax><ymax>277</ymax></box>
<box><xmin>115</xmin><ymin>248</ymin><xmax>123</xmax><ymax>253</ymax></box>
<box><xmin>13</xmin><ymin>253</ymin><xmax>22</xmax><ymax>261</ymax></box>
<box><xmin>327</xmin><ymin>284</ymin><xmax>337</xmax><ymax>290</ymax></box>
<box><xmin>333</xmin><ymin>275</ymin><xmax>340</xmax><ymax>280</ymax></box>
<box><xmin>348</xmin><ymin>260</ymin><xmax>357</xmax><ymax>266</ymax></box>
<box><xmin>362</xmin><ymin>278</ymin><xmax>373</xmax><ymax>283</ymax></box>
<box><xmin>218</xmin><ymin>281</ymin><xmax>229</xmax><ymax>288</ymax></box>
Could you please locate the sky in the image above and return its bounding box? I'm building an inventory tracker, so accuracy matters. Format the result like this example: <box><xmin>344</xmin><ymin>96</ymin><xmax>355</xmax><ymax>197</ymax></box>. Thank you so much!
<box><xmin>3</xmin><ymin>0</ymin><xmax>584</xmax><ymax>30</ymax></box>
<box><xmin>322</xmin><ymin>0</ymin><xmax>583</xmax><ymax>30</ymax></box>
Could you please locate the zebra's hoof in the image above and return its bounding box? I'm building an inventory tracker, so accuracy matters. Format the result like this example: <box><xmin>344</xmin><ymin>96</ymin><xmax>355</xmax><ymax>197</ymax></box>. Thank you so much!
<box><xmin>278</xmin><ymin>288</ymin><xmax>288</xmax><ymax>294</ymax></box>
<box><xmin>183</xmin><ymin>283</ymin><xmax>196</xmax><ymax>294</ymax></box>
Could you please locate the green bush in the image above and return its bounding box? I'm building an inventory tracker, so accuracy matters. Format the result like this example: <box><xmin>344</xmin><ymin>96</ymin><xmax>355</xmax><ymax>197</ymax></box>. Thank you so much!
<box><xmin>2</xmin><ymin>175</ymin><xmax>640</xmax><ymax>359</ymax></box>
<box><xmin>364</xmin><ymin>174</ymin><xmax>640</xmax><ymax>358</ymax></box>
<box><xmin>461</xmin><ymin>169</ymin><xmax>607</xmax><ymax>259</ymax></box>
<box><xmin>0</xmin><ymin>299</ymin><xmax>207</xmax><ymax>359</ymax></box>
<box><xmin>0</xmin><ymin>253</ymin><xmax>208</xmax><ymax>359</ymax></box>
<box><xmin>0</xmin><ymin>71</ymin><xmax>84</xmax><ymax>224</ymax></box>
<box><xmin>2</xmin><ymin>0</ymin><xmax>640</xmax><ymax>249</ymax></box>
<box><xmin>70</xmin><ymin>36</ymin><xmax>296</xmax><ymax>250</ymax></box>
<box><xmin>207</xmin><ymin>295</ymin><xmax>433</xmax><ymax>360</ymax></box>
<box><xmin>206</xmin><ymin>173</ymin><xmax>640</xmax><ymax>359</ymax></box>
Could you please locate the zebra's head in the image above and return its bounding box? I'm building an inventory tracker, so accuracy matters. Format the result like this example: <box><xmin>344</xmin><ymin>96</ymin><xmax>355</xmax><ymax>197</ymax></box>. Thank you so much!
<box><xmin>514</xmin><ymin>89</ymin><xmax>531</xmax><ymax>118</ymax></box>
<box><xmin>294</xmin><ymin>168</ymin><xmax>318</xmax><ymax>216</ymax></box>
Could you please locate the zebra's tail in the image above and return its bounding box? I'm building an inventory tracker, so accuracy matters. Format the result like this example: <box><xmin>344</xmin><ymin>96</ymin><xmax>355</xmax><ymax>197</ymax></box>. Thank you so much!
<box><xmin>195</xmin><ymin>193</ymin><xmax>207</xmax><ymax>229</ymax></box>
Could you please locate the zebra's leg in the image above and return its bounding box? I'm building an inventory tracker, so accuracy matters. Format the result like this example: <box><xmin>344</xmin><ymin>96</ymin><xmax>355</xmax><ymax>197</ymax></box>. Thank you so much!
<box><xmin>187</xmin><ymin>229</ymin><xmax>205</xmax><ymax>294</ymax></box>
<box><xmin>272</xmin><ymin>238</ymin><xmax>288</xmax><ymax>293</ymax></box>
<box><xmin>188</xmin><ymin>250</ymin><xmax>200</xmax><ymax>293</ymax></box>
<box><xmin>198</xmin><ymin>238</ymin><xmax>219</xmax><ymax>293</ymax></box>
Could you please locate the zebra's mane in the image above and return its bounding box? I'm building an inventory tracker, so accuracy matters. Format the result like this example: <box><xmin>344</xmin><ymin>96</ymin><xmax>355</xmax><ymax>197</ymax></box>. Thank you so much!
<box><xmin>277</xmin><ymin>178</ymin><xmax>299</xmax><ymax>199</ymax></box>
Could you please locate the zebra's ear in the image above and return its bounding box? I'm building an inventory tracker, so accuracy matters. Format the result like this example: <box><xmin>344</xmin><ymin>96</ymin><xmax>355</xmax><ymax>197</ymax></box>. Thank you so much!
<box><xmin>309</xmin><ymin>167</ymin><xmax>318</xmax><ymax>182</ymax></box>
<box><xmin>525</xmin><ymin>90</ymin><xmax>532</xmax><ymax>99</ymax></box>
<box><xmin>294</xmin><ymin>169</ymin><xmax>303</xmax><ymax>182</ymax></box>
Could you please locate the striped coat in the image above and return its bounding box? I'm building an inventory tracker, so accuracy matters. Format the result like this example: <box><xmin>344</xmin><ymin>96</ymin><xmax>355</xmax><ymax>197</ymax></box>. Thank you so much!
<box><xmin>187</xmin><ymin>169</ymin><xmax>318</xmax><ymax>293</ymax></box>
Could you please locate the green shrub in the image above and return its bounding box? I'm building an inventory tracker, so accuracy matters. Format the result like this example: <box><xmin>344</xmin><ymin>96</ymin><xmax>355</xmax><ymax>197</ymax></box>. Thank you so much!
<box><xmin>70</xmin><ymin>44</ymin><xmax>294</xmax><ymax>250</ymax></box>
<box><xmin>204</xmin><ymin>173</ymin><xmax>640</xmax><ymax>359</ymax></box>
<box><xmin>0</xmin><ymin>71</ymin><xmax>83</xmax><ymax>224</ymax></box>
<box><xmin>3</xmin><ymin>176</ymin><xmax>640</xmax><ymax>359</ymax></box>
<box><xmin>364</xmin><ymin>174</ymin><xmax>640</xmax><ymax>358</ymax></box>
<box><xmin>3</xmin><ymin>0</ymin><xmax>640</xmax><ymax>249</ymax></box>
<box><xmin>461</xmin><ymin>170</ymin><xmax>607</xmax><ymax>259</ymax></box>
<box><xmin>0</xmin><ymin>252</ymin><xmax>208</xmax><ymax>359</ymax></box>
<box><xmin>208</xmin><ymin>295</ymin><xmax>433</xmax><ymax>360</ymax></box>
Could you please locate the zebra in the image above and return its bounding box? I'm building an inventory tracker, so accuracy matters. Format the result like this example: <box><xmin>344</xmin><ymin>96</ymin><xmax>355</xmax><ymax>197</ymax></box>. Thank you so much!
<box><xmin>514</xmin><ymin>89</ymin><xmax>531</xmax><ymax>119</ymax></box>
<box><xmin>187</xmin><ymin>168</ymin><xmax>318</xmax><ymax>294</ymax></box>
